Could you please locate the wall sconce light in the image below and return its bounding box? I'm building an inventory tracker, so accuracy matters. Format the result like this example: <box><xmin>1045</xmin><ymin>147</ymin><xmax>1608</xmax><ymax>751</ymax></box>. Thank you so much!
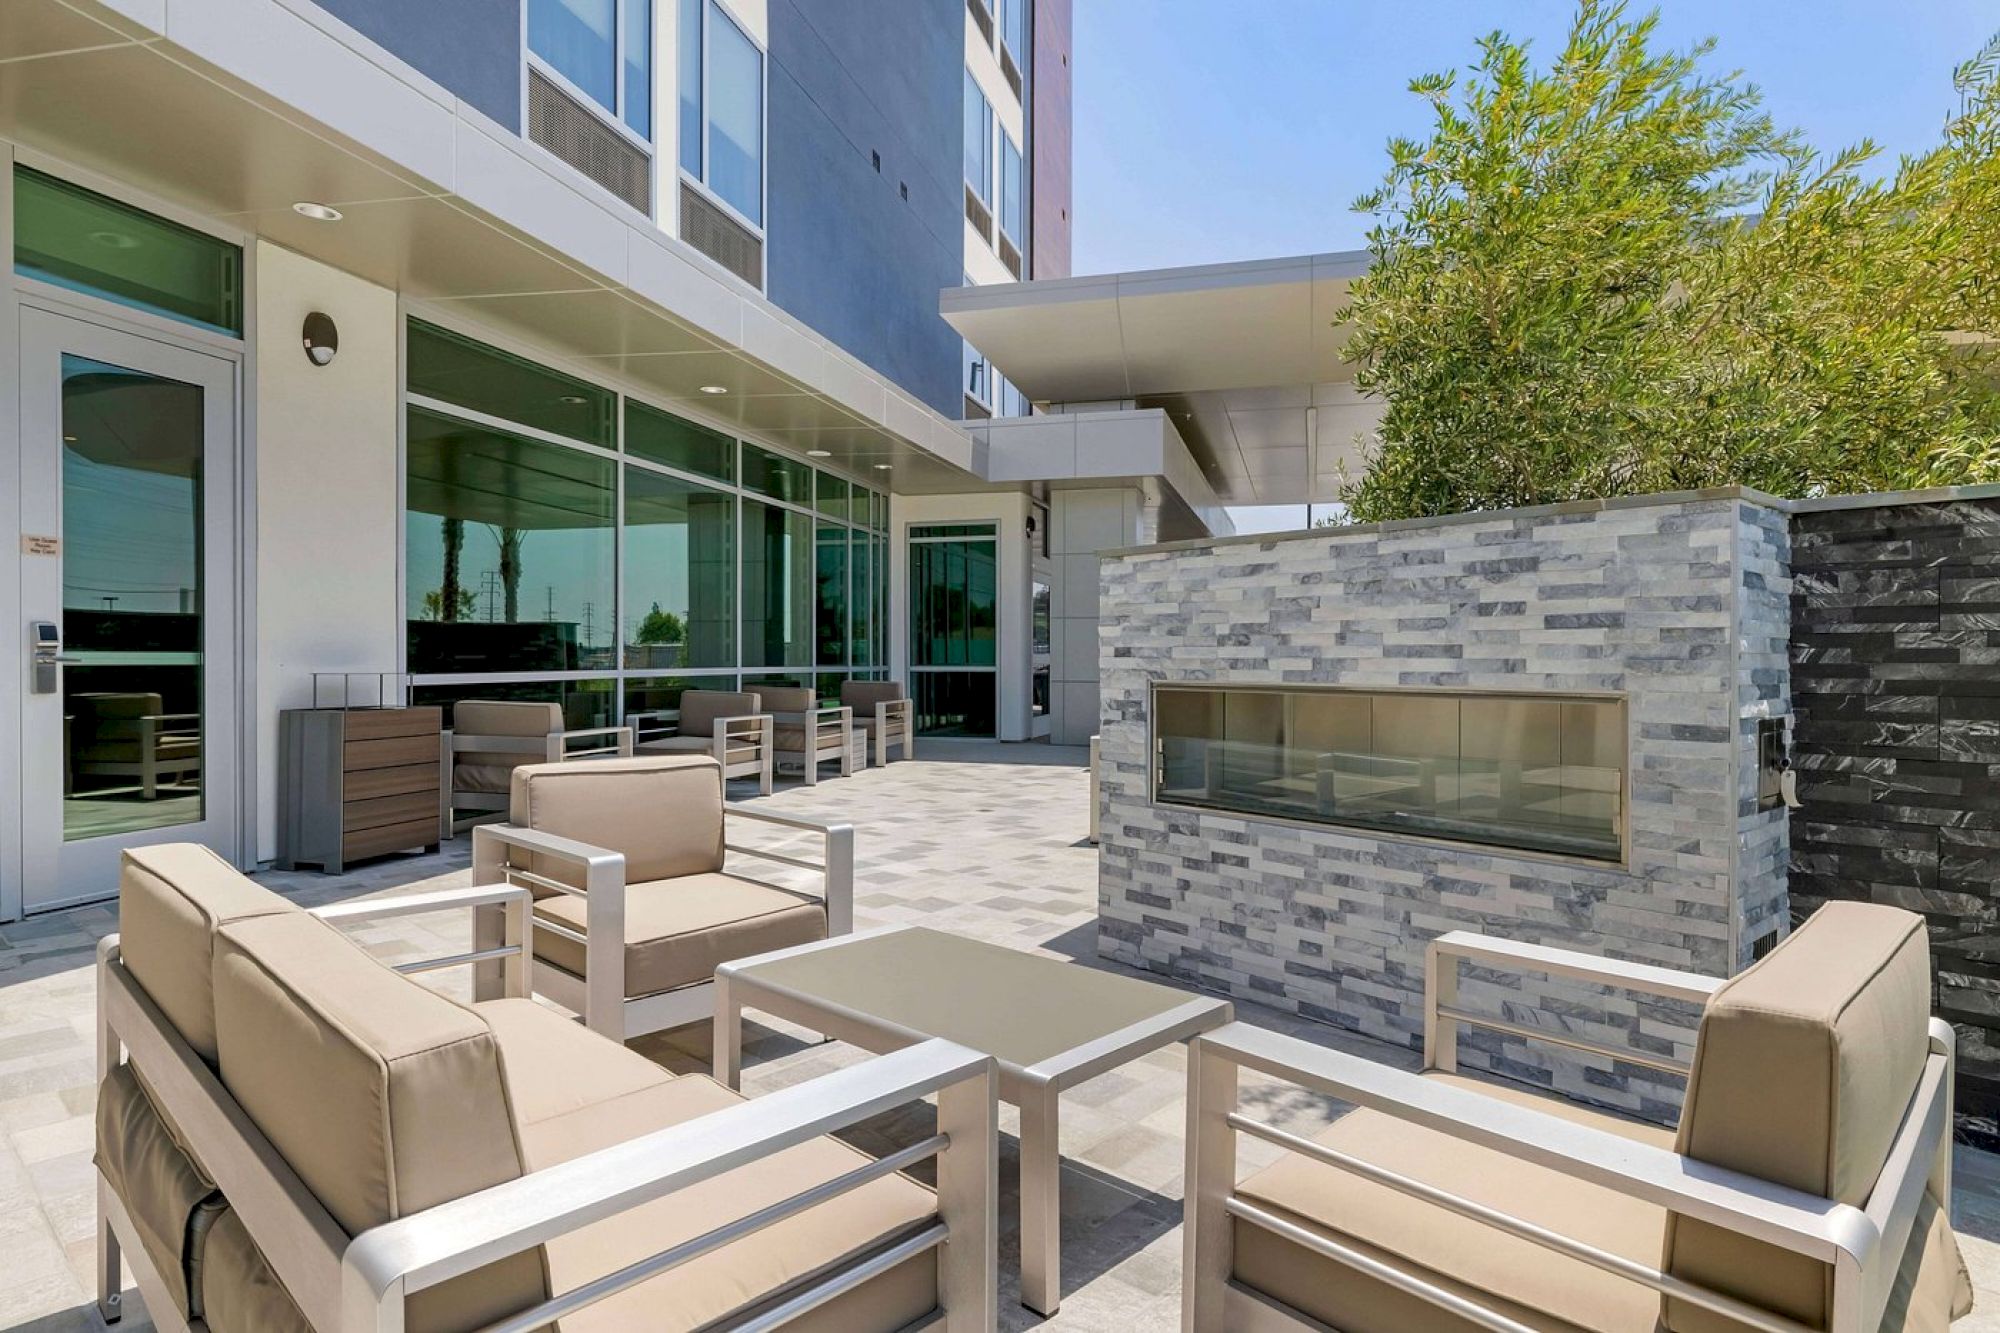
<box><xmin>302</xmin><ymin>311</ymin><xmax>339</xmax><ymax>367</ymax></box>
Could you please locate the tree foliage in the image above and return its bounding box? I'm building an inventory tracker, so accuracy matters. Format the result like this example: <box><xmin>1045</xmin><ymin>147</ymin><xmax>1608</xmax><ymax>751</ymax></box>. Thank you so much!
<box><xmin>1338</xmin><ymin>1</ymin><xmax>2000</xmax><ymax>522</ymax></box>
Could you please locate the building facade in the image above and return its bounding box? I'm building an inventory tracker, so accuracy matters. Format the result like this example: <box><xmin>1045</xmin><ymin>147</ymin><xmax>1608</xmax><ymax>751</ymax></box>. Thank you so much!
<box><xmin>0</xmin><ymin>0</ymin><xmax>1247</xmax><ymax>921</ymax></box>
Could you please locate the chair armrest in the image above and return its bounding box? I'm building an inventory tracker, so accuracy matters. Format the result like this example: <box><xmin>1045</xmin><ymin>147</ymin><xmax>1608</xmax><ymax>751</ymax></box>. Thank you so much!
<box><xmin>339</xmin><ymin>1039</ymin><xmax>999</xmax><ymax>1333</ymax></box>
<box><xmin>471</xmin><ymin>824</ymin><xmax>628</xmax><ymax>1038</ymax></box>
<box><xmin>712</xmin><ymin>713</ymin><xmax>771</xmax><ymax>738</ymax></box>
<box><xmin>723</xmin><ymin>804</ymin><xmax>854</xmax><ymax>936</ymax></box>
<box><xmin>1425</xmin><ymin>929</ymin><xmax>1719</xmax><ymax>1075</ymax></box>
<box><xmin>1195</xmin><ymin>1022</ymin><xmax>1877</xmax><ymax>1268</ymax></box>
<box><xmin>313</xmin><ymin>885</ymin><xmax>536</xmax><ymax>998</ymax></box>
<box><xmin>557</xmin><ymin>725</ymin><xmax>635</xmax><ymax>758</ymax></box>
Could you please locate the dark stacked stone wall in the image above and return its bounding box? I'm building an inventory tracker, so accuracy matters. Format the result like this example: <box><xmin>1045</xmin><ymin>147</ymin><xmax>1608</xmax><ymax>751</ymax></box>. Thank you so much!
<box><xmin>1790</xmin><ymin>495</ymin><xmax>2000</xmax><ymax>1116</ymax></box>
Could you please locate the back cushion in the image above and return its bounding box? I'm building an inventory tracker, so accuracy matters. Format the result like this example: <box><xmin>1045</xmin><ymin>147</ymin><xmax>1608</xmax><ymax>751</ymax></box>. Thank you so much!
<box><xmin>752</xmin><ymin>685</ymin><xmax>815</xmax><ymax>714</ymax></box>
<box><xmin>212</xmin><ymin>912</ymin><xmax>546</xmax><ymax>1331</ymax></box>
<box><xmin>841</xmin><ymin>680</ymin><xmax>903</xmax><ymax>711</ymax></box>
<box><xmin>1661</xmin><ymin>902</ymin><xmax>1932</xmax><ymax>1331</ymax></box>
<box><xmin>678</xmin><ymin>690</ymin><xmax>761</xmax><ymax>737</ymax></box>
<box><xmin>511</xmin><ymin>754</ymin><xmax>725</xmax><ymax>882</ymax></box>
<box><xmin>454</xmin><ymin>700</ymin><xmax>562</xmax><ymax>739</ymax></box>
<box><xmin>119</xmin><ymin>845</ymin><xmax>295</xmax><ymax>1063</ymax></box>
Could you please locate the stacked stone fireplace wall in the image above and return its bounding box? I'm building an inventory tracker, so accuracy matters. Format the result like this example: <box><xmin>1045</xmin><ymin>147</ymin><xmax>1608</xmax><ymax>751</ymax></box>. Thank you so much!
<box><xmin>1097</xmin><ymin>491</ymin><xmax>1789</xmax><ymax>1120</ymax></box>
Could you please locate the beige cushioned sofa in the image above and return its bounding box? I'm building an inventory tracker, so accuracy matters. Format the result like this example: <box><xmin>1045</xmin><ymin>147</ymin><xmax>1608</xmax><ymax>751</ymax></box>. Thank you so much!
<box><xmin>1185</xmin><ymin>902</ymin><xmax>1973</xmax><ymax>1333</ymax></box>
<box><xmin>94</xmin><ymin>843</ymin><xmax>995</xmax><ymax>1331</ymax></box>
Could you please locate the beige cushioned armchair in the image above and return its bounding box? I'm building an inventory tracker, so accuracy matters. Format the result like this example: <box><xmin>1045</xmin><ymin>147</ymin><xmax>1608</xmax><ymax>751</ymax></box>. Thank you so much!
<box><xmin>755</xmin><ymin>684</ymin><xmax>853</xmax><ymax>783</ymax></box>
<box><xmin>1184</xmin><ymin>902</ymin><xmax>1972</xmax><ymax>1333</ymax></box>
<box><xmin>446</xmin><ymin>699</ymin><xmax>633</xmax><ymax>827</ymax></box>
<box><xmin>472</xmin><ymin>754</ymin><xmax>854</xmax><ymax>1040</ymax></box>
<box><xmin>634</xmin><ymin>688</ymin><xmax>774</xmax><ymax>794</ymax></box>
<box><xmin>94</xmin><ymin>843</ymin><xmax>997</xmax><ymax>1332</ymax></box>
<box><xmin>841</xmin><ymin>679</ymin><xmax>913</xmax><ymax>766</ymax></box>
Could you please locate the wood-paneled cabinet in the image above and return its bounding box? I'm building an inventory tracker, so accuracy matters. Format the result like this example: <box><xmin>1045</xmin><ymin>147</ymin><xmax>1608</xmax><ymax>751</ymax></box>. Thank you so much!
<box><xmin>277</xmin><ymin>707</ymin><xmax>444</xmax><ymax>873</ymax></box>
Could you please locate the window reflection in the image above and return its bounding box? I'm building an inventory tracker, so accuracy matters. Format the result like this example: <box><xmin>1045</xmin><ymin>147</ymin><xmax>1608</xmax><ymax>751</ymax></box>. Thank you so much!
<box><xmin>1154</xmin><ymin>687</ymin><xmax>1626</xmax><ymax>862</ymax></box>
<box><xmin>741</xmin><ymin>498</ymin><xmax>812</xmax><ymax>668</ymax></box>
<box><xmin>625</xmin><ymin>467</ymin><xmax>735</xmax><ymax>668</ymax></box>
<box><xmin>404</xmin><ymin>407</ymin><xmax>616</xmax><ymax>673</ymax></box>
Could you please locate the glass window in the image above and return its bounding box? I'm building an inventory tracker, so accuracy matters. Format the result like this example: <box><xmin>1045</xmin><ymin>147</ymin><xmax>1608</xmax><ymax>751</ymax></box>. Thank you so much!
<box><xmin>911</xmin><ymin>522</ymin><xmax>997</xmax><ymax>539</ymax></box>
<box><xmin>677</xmin><ymin>0</ymin><xmax>702</xmax><ymax>172</ymax></box>
<box><xmin>910</xmin><ymin>534</ymin><xmax>996</xmax><ymax>667</ymax></box>
<box><xmin>741</xmin><ymin>442</ymin><xmax>810</xmax><ymax>504</ymax></box>
<box><xmin>625</xmin><ymin>467</ymin><xmax>735</xmax><ymax>669</ymax></box>
<box><xmin>914</xmin><ymin>672</ymin><xmax>997</xmax><ymax>738</ymax></box>
<box><xmin>816</xmin><ymin>523</ymin><xmax>849</xmax><ymax>665</ymax></box>
<box><xmin>529</xmin><ymin>0</ymin><xmax>649</xmax><ymax>136</ymax></box>
<box><xmin>407</xmin><ymin>320</ymin><xmax>614</xmax><ymax>447</ymax></box>
<box><xmin>816</xmin><ymin>471</ymin><xmax>850</xmax><ymax>520</ymax></box>
<box><xmin>404</xmin><ymin>406</ymin><xmax>616</xmax><ymax>673</ymax></box>
<box><xmin>850</xmin><ymin>533</ymin><xmax>874</xmax><ymax>665</ymax></box>
<box><xmin>963</xmin><ymin>340</ymin><xmax>991</xmax><ymax>408</ymax></box>
<box><xmin>999</xmin><ymin>131</ymin><xmax>1024</xmax><ymax>242</ymax></box>
<box><xmin>626</xmin><ymin>399</ymin><xmax>734</xmax><ymax>482</ymax></box>
<box><xmin>741</xmin><ymin>499</ymin><xmax>813</xmax><ymax>668</ymax></box>
<box><xmin>1000</xmin><ymin>0</ymin><xmax>1028</xmax><ymax>64</ymax></box>
<box><xmin>964</xmin><ymin>71</ymin><xmax>992</xmax><ymax>206</ymax></box>
<box><xmin>1152</xmin><ymin>686</ymin><xmax>1627</xmax><ymax>863</ymax></box>
<box><xmin>706</xmin><ymin>5</ymin><xmax>765</xmax><ymax>224</ymax></box>
<box><xmin>14</xmin><ymin>167</ymin><xmax>242</xmax><ymax>335</ymax></box>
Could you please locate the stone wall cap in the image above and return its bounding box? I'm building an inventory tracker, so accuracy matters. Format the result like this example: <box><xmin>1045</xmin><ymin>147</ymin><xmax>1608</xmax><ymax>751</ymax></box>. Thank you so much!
<box><xmin>1103</xmin><ymin>485</ymin><xmax>1789</xmax><ymax>561</ymax></box>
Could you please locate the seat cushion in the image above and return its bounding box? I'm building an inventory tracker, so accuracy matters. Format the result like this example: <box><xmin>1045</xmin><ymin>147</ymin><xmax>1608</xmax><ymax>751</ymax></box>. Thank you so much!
<box><xmin>521</xmin><ymin>1068</ymin><xmax>937</xmax><ymax>1332</ymax></box>
<box><xmin>211</xmin><ymin>911</ymin><xmax>546</xmax><ymax>1333</ymax></box>
<box><xmin>511</xmin><ymin>755</ymin><xmax>725</xmax><ymax>883</ymax></box>
<box><xmin>95</xmin><ymin>1062</ymin><xmax>225</xmax><ymax>1319</ymax></box>
<box><xmin>1233</xmin><ymin>1072</ymin><xmax>1671</xmax><ymax>1333</ymax></box>
<box><xmin>1664</xmin><ymin>901</ymin><xmax>1950</xmax><ymax>1332</ymax></box>
<box><xmin>637</xmin><ymin>734</ymin><xmax>714</xmax><ymax>754</ymax></box>
<box><xmin>533</xmin><ymin>873</ymin><xmax>826</xmax><ymax>998</ymax></box>
<box><xmin>200</xmin><ymin>1208</ymin><xmax>311</xmax><ymax>1333</ymax></box>
<box><xmin>477</xmin><ymin>997</ymin><xmax>674</xmax><ymax>1131</ymax></box>
<box><xmin>118</xmin><ymin>844</ymin><xmax>295</xmax><ymax>1063</ymax></box>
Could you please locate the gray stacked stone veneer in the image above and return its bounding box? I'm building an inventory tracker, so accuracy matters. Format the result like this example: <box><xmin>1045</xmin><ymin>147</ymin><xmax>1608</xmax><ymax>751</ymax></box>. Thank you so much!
<box><xmin>1097</xmin><ymin>490</ymin><xmax>1790</xmax><ymax>1118</ymax></box>
<box><xmin>1790</xmin><ymin>490</ymin><xmax>2000</xmax><ymax>1117</ymax></box>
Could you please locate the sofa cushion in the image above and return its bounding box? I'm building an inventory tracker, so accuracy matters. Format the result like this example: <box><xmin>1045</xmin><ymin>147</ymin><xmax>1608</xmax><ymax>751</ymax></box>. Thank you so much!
<box><xmin>118</xmin><ymin>844</ymin><xmax>294</xmax><ymax>1063</ymax></box>
<box><xmin>752</xmin><ymin>685</ymin><xmax>815</xmax><ymax>714</ymax></box>
<box><xmin>211</xmin><ymin>911</ymin><xmax>547</xmax><ymax>1333</ymax></box>
<box><xmin>95</xmin><ymin>1062</ymin><xmax>225</xmax><ymax>1319</ymax></box>
<box><xmin>677</xmin><ymin>690</ymin><xmax>762</xmax><ymax>737</ymax></box>
<box><xmin>521</xmin><ymin>1068</ymin><xmax>937</xmax><ymax>1332</ymax></box>
<box><xmin>1664</xmin><ymin>901</ymin><xmax>1947</xmax><ymax>1332</ymax></box>
<box><xmin>511</xmin><ymin>755</ymin><xmax>725</xmax><ymax>883</ymax></box>
<box><xmin>840</xmin><ymin>680</ymin><xmax>903</xmax><ymax>711</ymax></box>
<box><xmin>532</xmin><ymin>872</ymin><xmax>826</xmax><ymax>998</ymax></box>
<box><xmin>1233</xmin><ymin>1071</ymin><xmax>1671</xmax><ymax>1333</ymax></box>
<box><xmin>476</xmin><ymin>997</ymin><xmax>674</xmax><ymax>1129</ymax></box>
<box><xmin>199</xmin><ymin>1208</ymin><xmax>311</xmax><ymax>1333</ymax></box>
<box><xmin>455</xmin><ymin>760</ymin><xmax>523</xmax><ymax>795</ymax></box>
<box><xmin>454</xmin><ymin>699</ymin><xmax>563</xmax><ymax>738</ymax></box>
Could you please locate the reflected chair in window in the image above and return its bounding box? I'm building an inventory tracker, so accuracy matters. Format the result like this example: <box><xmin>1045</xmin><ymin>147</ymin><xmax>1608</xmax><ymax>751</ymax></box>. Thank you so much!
<box><xmin>1182</xmin><ymin>903</ymin><xmax>1971</xmax><ymax>1333</ymax></box>
<box><xmin>69</xmin><ymin>692</ymin><xmax>200</xmax><ymax>800</ymax></box>
<box><xmin>753</xmin><ymin>685</ymin><xmax>853</xmax><ymax>784</ymax></box>
<box><xmin>632</xmin><ymin>689</ymin><xmax>773</xmax><ymax>795</ymax></box>
<box><xmin>840</xmin><ymin>679</ymin><xmax>913</xmax><ymax>766</ymax></box>
<box><xmin>446</xmin><ymin>699</ymin><xmax>633</xmax><ymax>829</ymax></box>
<box><xmin>471</xmin><ymin>755</ymin><xmax>854</xmax><ymax>1039</ymax></box>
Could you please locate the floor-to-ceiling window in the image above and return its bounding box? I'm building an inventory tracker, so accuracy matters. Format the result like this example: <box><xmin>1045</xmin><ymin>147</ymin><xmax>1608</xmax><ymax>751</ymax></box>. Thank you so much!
<box><xmin>909</xmin><ymin>522</ymin><xmax>999</xmax><ymax>738</ymax></box>
<box><xmin>403</xmin><ymin>319</ymin><xmax>889</xmax><ymax>727</ymax></box>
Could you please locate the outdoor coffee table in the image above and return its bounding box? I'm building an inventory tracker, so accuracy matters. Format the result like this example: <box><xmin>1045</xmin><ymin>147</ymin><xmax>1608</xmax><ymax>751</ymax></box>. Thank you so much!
<box><xmin>714</xmin><ymin>924</ymin><xmax>1232</xmax><ymax>1315</ymax></box>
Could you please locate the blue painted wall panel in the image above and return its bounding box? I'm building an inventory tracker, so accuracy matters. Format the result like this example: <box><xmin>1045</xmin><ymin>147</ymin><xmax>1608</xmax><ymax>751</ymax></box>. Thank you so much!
<box><xmin>308</xmin><ymin>0</ymin><xmax>521</xmax><ymax>129</ymax></box>
<box><xmin>766</xmin><ymin>0</ymin><xmax>963</xmax><ymax>418</ymax></box>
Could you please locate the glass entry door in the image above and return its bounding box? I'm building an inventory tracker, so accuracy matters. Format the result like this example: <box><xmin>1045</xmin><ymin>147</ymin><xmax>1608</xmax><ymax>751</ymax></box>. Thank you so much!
<box><xmin>908</xmin><ymin>523</ymin><xmax>999</xmax><ymax>737</ymax></box>
<box><xmin>18</xmin><ymin>307</ymin><xmax>238</xmax><ymax>911</ymax></box>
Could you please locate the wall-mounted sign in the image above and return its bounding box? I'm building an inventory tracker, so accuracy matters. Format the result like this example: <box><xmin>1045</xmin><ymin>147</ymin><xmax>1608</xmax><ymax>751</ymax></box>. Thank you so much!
<box><xmin>21</xmin><ymin>534</ymin><xmax>59</xmax><ymax>557</ymax></box>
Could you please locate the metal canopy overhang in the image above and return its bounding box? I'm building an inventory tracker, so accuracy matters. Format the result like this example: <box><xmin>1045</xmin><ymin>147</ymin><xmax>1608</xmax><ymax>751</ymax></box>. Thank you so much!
<box><xmin>0</xmin><ymin>0</ymin><xmax>981</xmax><ymax>493</ymax></box>
<box><xmin>942</xmin><ymin>251</ymin><xmax>1386</xmax><ymax>505</ymax></box>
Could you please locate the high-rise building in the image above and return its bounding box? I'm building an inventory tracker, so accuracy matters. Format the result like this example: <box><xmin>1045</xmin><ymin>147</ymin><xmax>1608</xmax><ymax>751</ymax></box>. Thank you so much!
<box><xmin>0</xmin><ymin>0</ymin><xmax>1234</xmax><ymax>916</ymax></box>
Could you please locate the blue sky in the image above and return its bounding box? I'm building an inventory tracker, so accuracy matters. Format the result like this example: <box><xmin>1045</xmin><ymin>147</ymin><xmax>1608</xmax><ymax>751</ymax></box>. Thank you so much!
<box><xmin>1070</xmin><ymin>3</ymin><xmax>1998</xmax><ymax>529</ymax></box>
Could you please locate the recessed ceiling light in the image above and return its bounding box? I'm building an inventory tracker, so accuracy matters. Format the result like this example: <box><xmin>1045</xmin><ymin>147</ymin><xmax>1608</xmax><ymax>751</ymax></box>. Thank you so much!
<box><xmin>89</xmin><ymin>230</ymin><xmax>139</xmax><ymax>250</ymax></box>
<box><xmin>807</xmin><ymin>449</ymin><xmax>832</xmax><ymax>458</ymax></box>
<box><xmin>63</xmin><ymin>434</ymin><xmax>78</xmax><ymax>443</ymax></box>
<box><xmin>698</xmin><ymin>384</ymin><xmax>729</xmax><ymax>395</ymax></box>
<box><xmin>874</xmin><ymin>463</ymin><xmax>892</xmax><ymax>471</ymax></box>
<box><xmin>292</xmin><ymin>201</ymin><xmax>343</xmax><ymax>222</ymax></box>
<box><xmin>557</xmin><ymin>394</ymin><xmax>588</xmax><ymax>405</ymax></box>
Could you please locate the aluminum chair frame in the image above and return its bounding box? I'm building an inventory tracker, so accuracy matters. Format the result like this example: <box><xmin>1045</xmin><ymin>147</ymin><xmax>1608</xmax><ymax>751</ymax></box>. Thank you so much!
<box><xmin>858</xmin><ymin>697</ymin><xmax>914</xmax><ymax>767</ymax></box>
<box><xmin>632</xmin><ymin>704</ymin><xmax>775</xmax><ymax>796</ymax></box>
<box><xmin>94</xmin><ymin>885</ymin><xmax>996</xmax><ymax>1333</ymax></box>
<box><xmin>471</xmin><ymin>805</ymin><xmax>854</xmax><ymax>1040</ymax></box>
<box><xmin>771</xmin><ymin>704</ymin><xmax>854</xmax><ymax>784</ymax></box>
<box><xmin>1182</xmin><ymin>930</ymin><xmax>1955</xmax><ymax>1333</ymax></box>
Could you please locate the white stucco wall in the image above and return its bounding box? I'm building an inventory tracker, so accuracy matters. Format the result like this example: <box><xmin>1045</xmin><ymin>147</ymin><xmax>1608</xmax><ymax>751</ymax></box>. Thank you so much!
<box><xmin>251</xmin><ymin>241</ymin><xmax>400</xmax><ymax>861</ymax></box>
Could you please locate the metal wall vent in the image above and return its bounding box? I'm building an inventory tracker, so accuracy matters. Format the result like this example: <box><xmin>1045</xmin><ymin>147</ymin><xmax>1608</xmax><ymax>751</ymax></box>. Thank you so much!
<box><xmin>681</xmin><ymin>186</ymin><xmax>765</xmax><ymax>289</ymax></box>
<box><xmin>998</xmin><ymin>233</ymin><xmax>1023</xmax><ymax>279</ymax></box>
<box><xmin>964</xmin><ymin>185</ymin><xmax>993</xmax><ymax>242</ymax></box>
<box><xmin>528</xmin><ymin>69</ymin><xmax>651</xmax><ymax>215</ymax></box>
